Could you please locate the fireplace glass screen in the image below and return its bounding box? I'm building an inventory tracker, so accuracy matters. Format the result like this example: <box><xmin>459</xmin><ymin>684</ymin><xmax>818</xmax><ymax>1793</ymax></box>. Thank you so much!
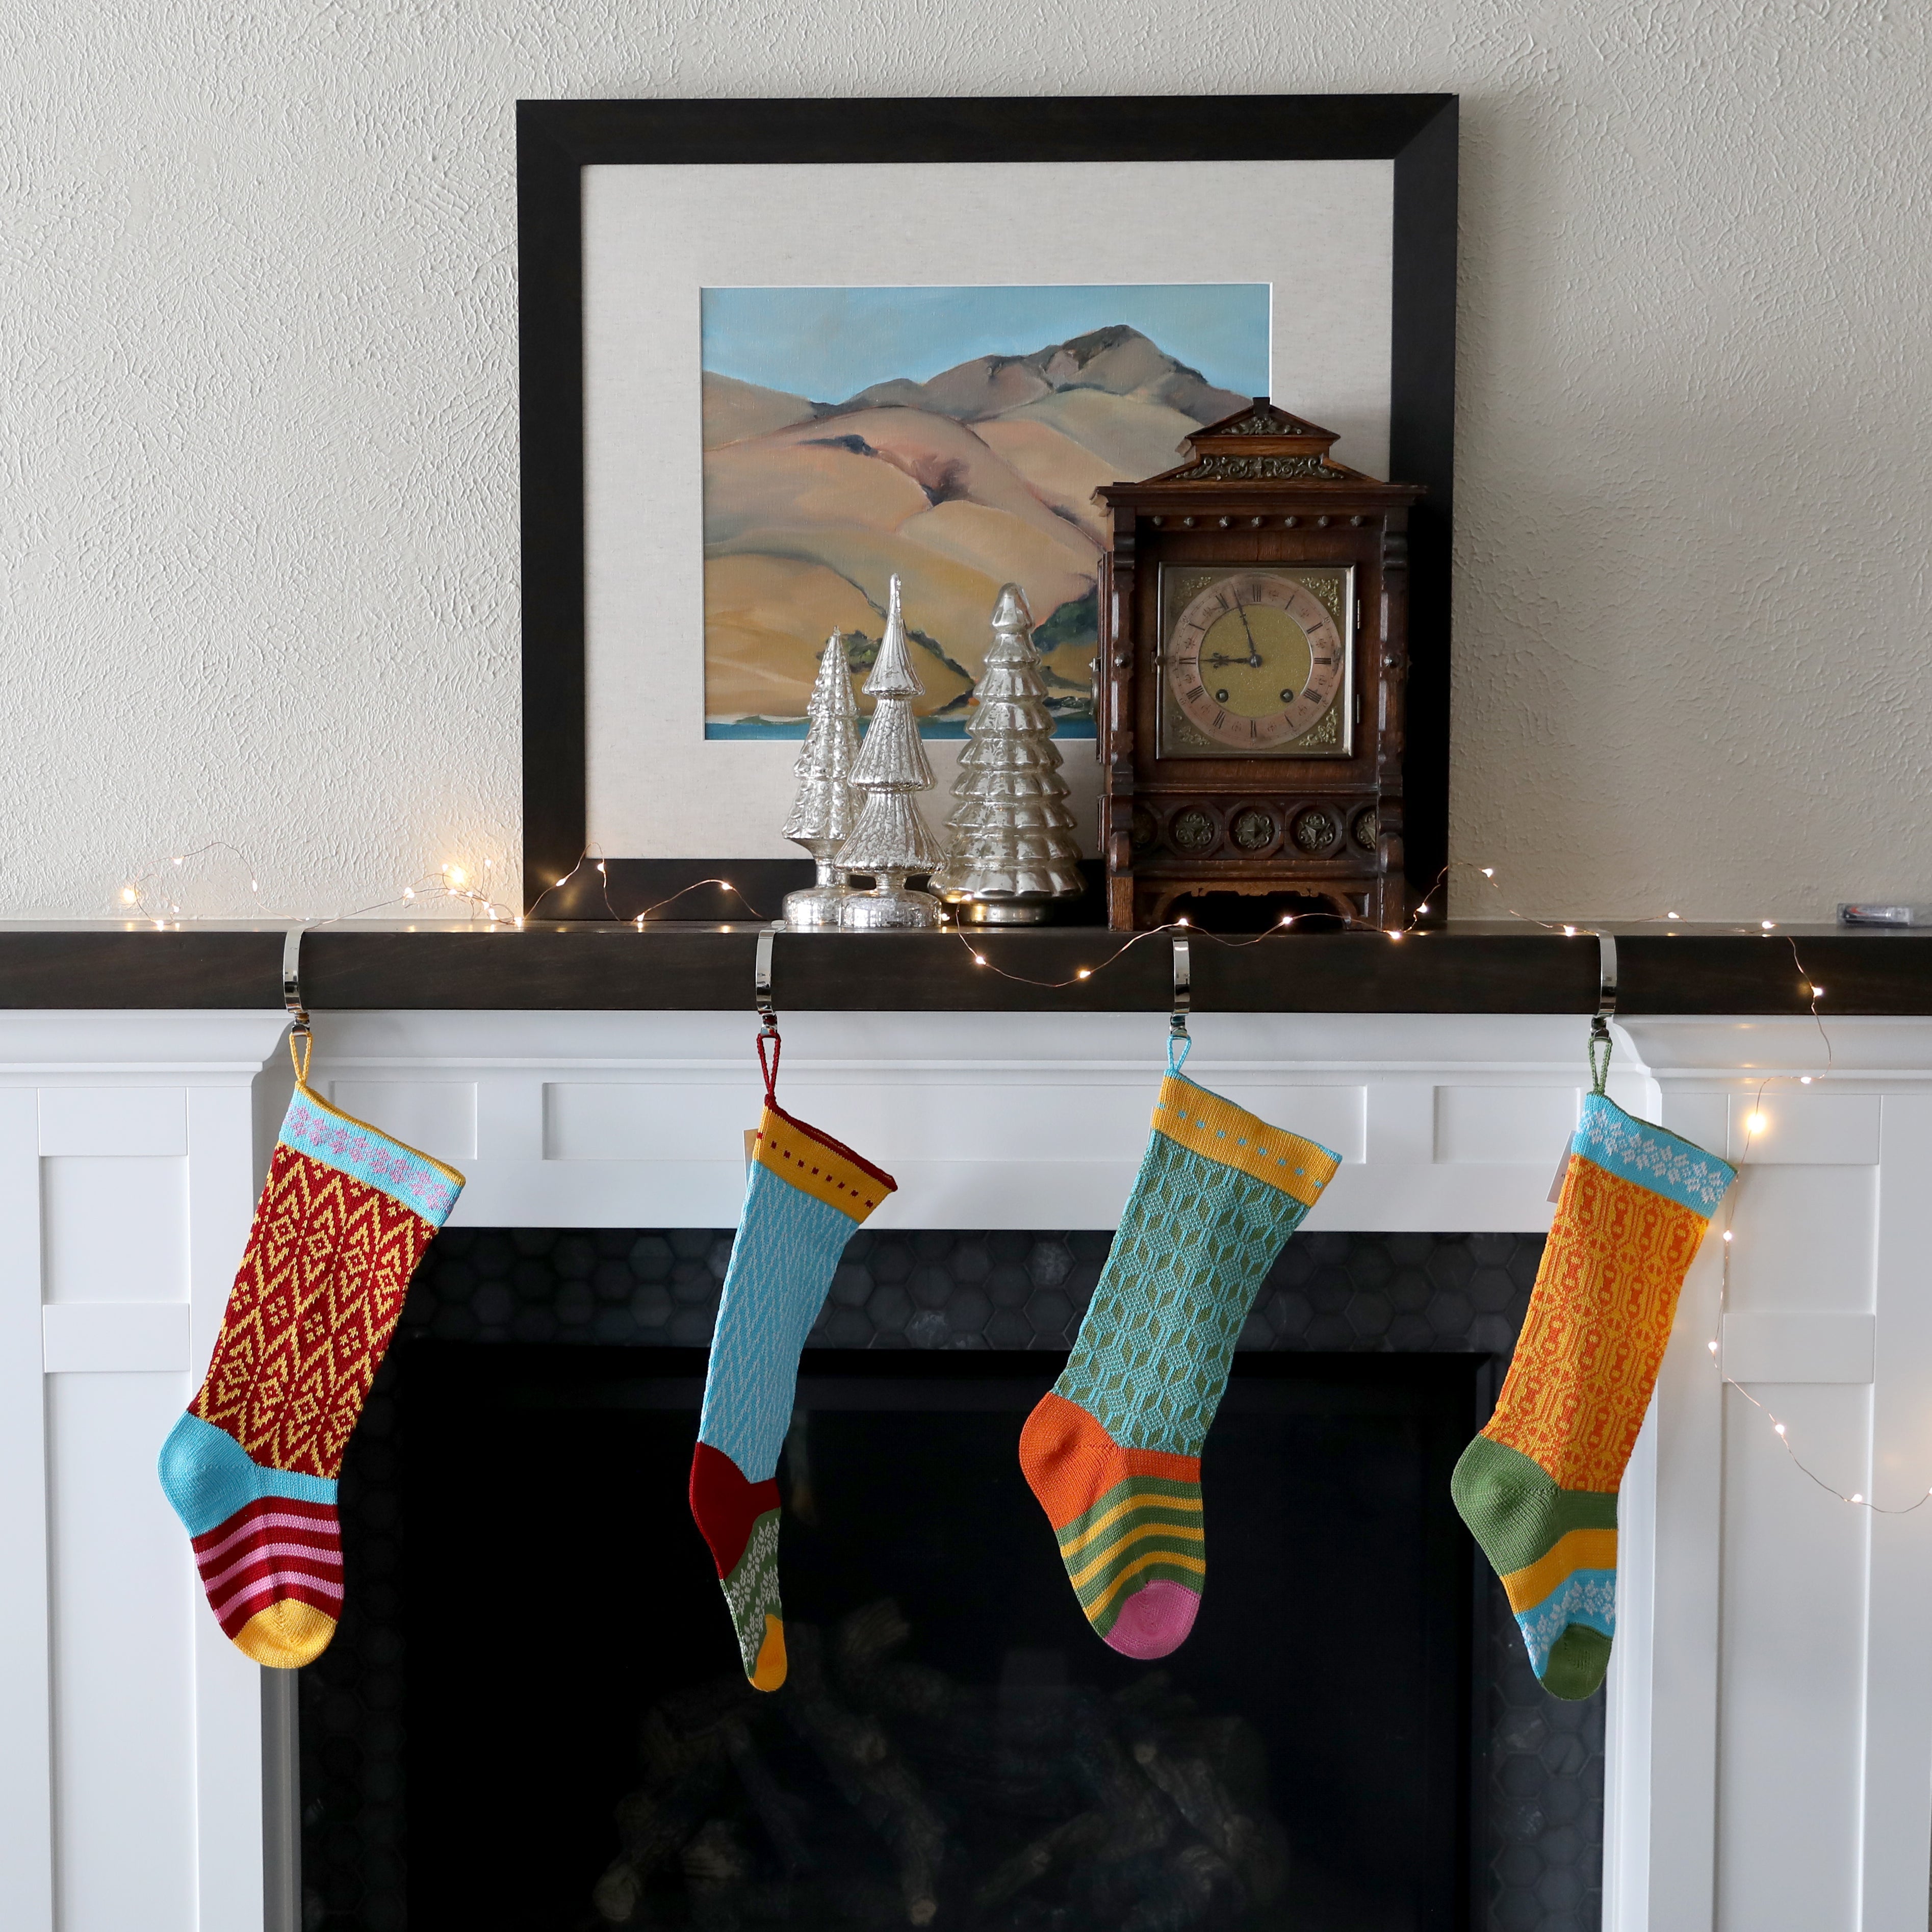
<box><xmin>299</xmin><ymin>1228</ymin><xmax>1604</xmax><ymax>1932</ymax></box>
<box><xmin>396</xmin><ymin>1347</ymin><xmax>1469</xmax><ymax>1930</ymax></box>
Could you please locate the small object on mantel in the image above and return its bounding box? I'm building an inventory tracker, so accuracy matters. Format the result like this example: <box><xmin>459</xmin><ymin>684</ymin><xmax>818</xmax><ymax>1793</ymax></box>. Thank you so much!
<box><xmin>780</xmin><ymin>630</ymin><xmax>862</xmax><ymax>930</ymax></box>
<box><xmin>932</xmin><ymin>583</ymin><xmax>1084</xmax><ymax>923</ymax></box>
<box><xmin>1838</xmin><ymin>903</ymin><xmax>1932</xmax><ymax>928</ymax></box>
<box><xmin>838</xmin><ymin>575</ymin><xmax>945</xmax><ymax>930</ymax></box>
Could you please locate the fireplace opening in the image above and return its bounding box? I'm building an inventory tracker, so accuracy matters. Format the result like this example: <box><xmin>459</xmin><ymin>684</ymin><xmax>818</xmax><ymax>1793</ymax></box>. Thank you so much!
<box><xmin>299</xmin><ymin>1228</ymin><xmax>1605</xmax><ymax>1932</ymax></box>
<box><xmin>400</xmin><ymin>1346</ymin><xmax>1475</xmax><ymax>1931</ymax></box>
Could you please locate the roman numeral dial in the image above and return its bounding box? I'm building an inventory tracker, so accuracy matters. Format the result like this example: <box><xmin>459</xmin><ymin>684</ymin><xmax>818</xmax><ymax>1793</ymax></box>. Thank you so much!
<box><xmin>1166</xmin><ymin>571</ymin><xmax>1347</xmax><ymax>751</ymax></box>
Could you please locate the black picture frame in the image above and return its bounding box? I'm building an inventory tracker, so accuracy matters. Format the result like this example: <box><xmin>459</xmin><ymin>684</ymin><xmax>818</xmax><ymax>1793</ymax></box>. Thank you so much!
<box><xmin>518</xmin><ymin>94</ymin><xmax>1457</xmax><ymax>919</ymax></box>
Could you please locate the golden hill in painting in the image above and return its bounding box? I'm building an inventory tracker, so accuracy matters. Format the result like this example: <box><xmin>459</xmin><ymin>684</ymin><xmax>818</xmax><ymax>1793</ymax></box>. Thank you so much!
<box><xmin>702</xmin><ymin>324</ymin><xmax>1250</xmax><ymax>735</ymax></box>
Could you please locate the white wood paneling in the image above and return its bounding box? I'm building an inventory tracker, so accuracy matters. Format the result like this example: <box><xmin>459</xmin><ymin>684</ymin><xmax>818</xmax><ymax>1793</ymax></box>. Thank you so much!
<box><xmin>1722</xmin><ymin>1312</ymin><xmax>1875</xmax><ymax>1385</ymax></box>
<box><xmin>328</xmin><ymin>1080</ymin><xmax>478</xmax><ymax>1163</ymax></box>
<box><xmin>1728</xmin><ymin>1091</ymin><xmax>1884</xmax><ymax>1166</ymax></box>
<box><xmin>40</xmin><ymin>1155</ymin><xmax>189</xmax><ymax>1303</ymax></box>
<box><xmin>0</xmin><ymin>1088</ymin><xmax>53</xmax><ymax>1932</ymax></box>
<box><xmin>42</xmin><ymin>1302</ymin><xmax>191</xmax><ymax>1372</ymax></box>
<box><xmin>45</xmin><ymin>1370</ymin><xmax>199</xmax><ymax>1932</ymax></box>
<box><xmin>1432</xmin><ymin>1083</ymin><xmax>1580</xmax><ymax>1164</ymax></box>
<box><xmin>39</xmin><ymin>1086</ymin><xmax>187</xmax><ymax>1156</ymax></box>
<box><xmin>1860</xmin><ymin>1096</ymin><xmax>1932</xmax><ymax>1931</ymax></box>
<box><xmin>1718</xmin><ymin>1375</ymin><xmax>1872</xmax><ymax>1931</ymax></box>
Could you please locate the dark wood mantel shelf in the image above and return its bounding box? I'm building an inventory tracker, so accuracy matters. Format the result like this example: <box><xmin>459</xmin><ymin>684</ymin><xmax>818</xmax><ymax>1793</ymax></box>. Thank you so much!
<box><xmin>0</xmin><ymin>921</ymin><xmax>1928</xmax><ymax>1016</ymax></box>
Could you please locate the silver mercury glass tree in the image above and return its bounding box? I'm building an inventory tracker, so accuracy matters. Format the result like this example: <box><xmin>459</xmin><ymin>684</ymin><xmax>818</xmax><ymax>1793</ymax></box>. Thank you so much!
<box><xmin>779</xmin><ymin>630</ymin><xmax>862</xmax><ymax>929</ymax></box>
<box><xmin>932</xmin><ymin>583</ymin><xmax>1085</xmax><ymax>922</ymax></box>
<box><xmin>837</xmin><ymin>574</ymin><xmax>944</xmax><ymax>930</ymax></box>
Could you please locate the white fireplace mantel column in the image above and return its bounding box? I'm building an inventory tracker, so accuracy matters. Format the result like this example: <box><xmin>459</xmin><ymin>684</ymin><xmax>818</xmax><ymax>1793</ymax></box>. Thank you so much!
<box><xmin>1609</xmin><ymin>1016</ymin><xmax>1932</xmax><ymax>1932</ymax></box>
<box><xmin>2</xmin><ymin>1004</ymin><xmax>1929</xmax><ymax>1931</ymax></box>
<box><xmin>0</xmin><ymin>1012</ymin><xmax>292</xmax><ymax>1932</ymax></box>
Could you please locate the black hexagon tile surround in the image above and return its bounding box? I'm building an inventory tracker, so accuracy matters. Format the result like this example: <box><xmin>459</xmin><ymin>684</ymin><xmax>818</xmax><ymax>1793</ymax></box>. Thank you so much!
<box><xmin>301</xmin><ymin>1228</ymin><xmax>1600</xmax><ymax>1932</ymax></box>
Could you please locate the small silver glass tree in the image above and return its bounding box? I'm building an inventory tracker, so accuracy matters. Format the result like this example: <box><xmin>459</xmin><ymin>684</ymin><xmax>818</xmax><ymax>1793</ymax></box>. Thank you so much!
<box><xmin>932</xmin><ymin>583</ymin><xmax>1084</xmax><ymax>922</ymax></box>
<box><xmin>780</xmin><ymin>630</ymin><xmax>862</xmax><ymax>929</ymax></box>
<box><xmin>837</xmin><ymin>575</ymin><xmax>944</xmax><ymax>930</ymax></box>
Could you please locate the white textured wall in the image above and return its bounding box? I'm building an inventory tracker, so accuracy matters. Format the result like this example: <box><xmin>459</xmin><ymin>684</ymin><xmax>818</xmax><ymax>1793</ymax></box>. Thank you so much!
<box><xmin>3</xmin><ymin>3</ymin><xmax>1926</xmax><ymax>921</ymax></box>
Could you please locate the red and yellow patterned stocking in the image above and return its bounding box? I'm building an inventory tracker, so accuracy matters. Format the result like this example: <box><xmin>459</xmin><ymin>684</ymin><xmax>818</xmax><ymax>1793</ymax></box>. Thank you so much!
<box><xmin>158</xmin><ymin>1044</ymin><xmax>464</xmax><ymax>1666</ymax></box>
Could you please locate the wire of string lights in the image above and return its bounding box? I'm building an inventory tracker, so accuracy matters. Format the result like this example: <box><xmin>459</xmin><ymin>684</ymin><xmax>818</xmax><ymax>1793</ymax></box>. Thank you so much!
<box><xmin>113</xmin><ymin>844</ymin><xmax>776</xmax><ymax>931</ymax></box>
<box><xmin>115</xmin><ymin>843</ymin><xmax>1900</xmax><ymax>1507</ymax></box>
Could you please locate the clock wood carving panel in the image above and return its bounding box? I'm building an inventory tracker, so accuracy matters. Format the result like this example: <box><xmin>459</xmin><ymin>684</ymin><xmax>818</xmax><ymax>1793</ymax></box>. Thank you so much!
<box><xmin>1095</xmin><ymin>399</ymin><xmax>1427</xmax><ymax>932</ymax></box>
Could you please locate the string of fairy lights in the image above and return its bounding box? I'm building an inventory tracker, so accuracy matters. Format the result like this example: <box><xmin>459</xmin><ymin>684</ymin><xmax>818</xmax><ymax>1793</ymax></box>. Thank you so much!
<box><xmin>118</xmin><ymin>841</ymin><xmax>1904</xmax><ymax>1516</ymax></box>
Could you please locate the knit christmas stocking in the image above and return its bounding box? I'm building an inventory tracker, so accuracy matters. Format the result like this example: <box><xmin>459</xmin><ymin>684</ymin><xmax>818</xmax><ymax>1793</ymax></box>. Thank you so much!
<box><xmin>158</xmin><ymin>1047</ymin><xmax>463</xmax><ymax>1667</ymax></box>
<box><xmin>690</xmin><ymin>1036</ymin><xmax>896</xmax><ymax>1691</ymax></box>
<box><xmin>1453</xmin><ymin>1090</ymin><xmax>1734</xmax><ymax>1699</ymax></box>
<box><xmin>1020</xmin><ymin>1046</ymin><xmax>1339</xmax><ymax>1659</ymax></box>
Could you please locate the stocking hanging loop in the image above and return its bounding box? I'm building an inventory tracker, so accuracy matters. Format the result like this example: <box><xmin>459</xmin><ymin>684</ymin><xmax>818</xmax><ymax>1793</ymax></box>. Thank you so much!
<box><xmin>1588</xmin><ymin>931</ymin><xmax>1618</xmax><ymax>1096</ymax></box>
<box><xmin>282</xmin><ymin>925</ymin><xmax>313</xmax><ymax>1086</ymax></box>
<box><xmin>1168</xmin><ymin>936</ymin><xmax>1193</xmax><ymax>1074</ymax></box>
<box><xmin>754</xmin><ymin>923</ymin><xmax>782</xmax><ymax>1102</ymax></box>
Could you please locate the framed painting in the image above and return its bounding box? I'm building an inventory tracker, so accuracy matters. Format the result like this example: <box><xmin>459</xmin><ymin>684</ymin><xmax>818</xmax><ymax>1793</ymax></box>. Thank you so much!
<box><xmin>518</xmin><ymin>95</ymin><xmax>1457</xmax><ymax>917</ymax></box>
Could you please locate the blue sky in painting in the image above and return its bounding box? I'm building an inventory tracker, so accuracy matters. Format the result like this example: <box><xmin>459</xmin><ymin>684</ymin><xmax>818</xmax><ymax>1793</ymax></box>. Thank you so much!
<box><xmin>701</xmin><ymin>284</ymin><xmax>1270</xmax><ymax>403</ymax></box>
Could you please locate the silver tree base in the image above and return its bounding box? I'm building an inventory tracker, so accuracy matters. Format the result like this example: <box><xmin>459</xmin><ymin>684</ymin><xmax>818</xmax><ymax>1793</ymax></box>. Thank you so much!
<box><xmin>838</xmin><ymin>872</ymin><xmax>944</xmax><ymax>930</ymax></box>
<box><xmin>782</xmin><ymin>883</ymin><xmax>848</xmax><ymax>929</ymax></box>
<box><xmin>955</xmin><ymin>897</ymin><xmax>1052</xmax><ymax>924</ymax></box>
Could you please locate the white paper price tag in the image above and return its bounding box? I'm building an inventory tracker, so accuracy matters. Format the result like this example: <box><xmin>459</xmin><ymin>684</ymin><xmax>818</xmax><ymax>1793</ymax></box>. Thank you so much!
<box><xmin>1548</xmin><ymin>1137</ymin><xmax>1575</xmax><ymax>1205</ymax></box>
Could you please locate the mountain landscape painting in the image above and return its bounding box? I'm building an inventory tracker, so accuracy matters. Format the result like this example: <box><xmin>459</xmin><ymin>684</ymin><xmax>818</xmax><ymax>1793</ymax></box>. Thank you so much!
<box><xmin>700</xmin><ymin>284</ymin><xmax>1270</xmax><ymax>737</ymax></box>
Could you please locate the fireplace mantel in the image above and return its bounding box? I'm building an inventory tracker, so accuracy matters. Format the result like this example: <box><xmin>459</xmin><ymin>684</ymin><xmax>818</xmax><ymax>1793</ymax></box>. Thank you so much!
<box><xmin>2</xmin><ymin>918</ymin><xmax>1930</xmax><ymax>1016</ymax></box>
<box><xmin>2</xmin><ymin>973</ymin><xmax>1926</xmax><ymax>1932</ymax></box>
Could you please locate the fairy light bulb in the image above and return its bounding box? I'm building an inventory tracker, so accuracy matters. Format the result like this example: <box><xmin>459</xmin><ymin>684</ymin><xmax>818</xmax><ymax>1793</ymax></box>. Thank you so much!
<box><xmin>1851</xmin><ymin>1493</ymin><xmax>1864</xmax><ymax>1504</ymax></box>
<box><xmin>1563</xmin><ymin>925</ymin><xmax>1578</xmax><ymax>936</ymax></box>
<box><xmin>120</xmin><ymin>888</ymin><xmax>136</xmax><ymax>903</ymax></box>
<box><xmin>1746</xmin><ymin>1112</ymin><xmax>1767</xmax><ymax>1134</ymax></box>
<box><xmin>1801</xmin><ymin>1075</ymin><xmax>1813</xmax><ymax>1085</ymax></box>
<box><xmin>1722</xmin><ymin>1229</ymin><xmax>1734</xmax><ymax>1242</ymax></box>
<box><xmin>1075</xmin><ymin>968</ymin><xmax>1091</xmax><ymax>979</ymax></box>
<box><xmin>1762</xmin><ymin>919</ymin><xmax>1776</xmax><ymax>931</ymax></box>
<box><xmin>1416</xmin><ymin>903</ymin><xmax>1430</xmax><ymax>915</ymax></box>
<box><xmin>1774</xmin><ymin>1423</ymin><xmax>1787</xmax><ymax>1436</ymax></box>
<box><xmin>973</xmin><ymin>954</ymin><xmax>988</xmax><ymax>966</ymax></box>
<box><xmin>1480</xmin><ymin>868</ymin><xmax>1494</xmax><ymax>878</ymax></box>
<box><xmin>1667</xmin><ymin>911</ymin><xmax>1680</xmax><ymax>920</ymax></box>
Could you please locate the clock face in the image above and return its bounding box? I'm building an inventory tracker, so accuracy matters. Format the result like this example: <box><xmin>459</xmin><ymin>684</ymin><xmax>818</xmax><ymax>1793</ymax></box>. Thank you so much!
<box><xmin>1158</xmin><ymin>566</ymin><xmax>1354</xmax><ymax>759</ymax></box>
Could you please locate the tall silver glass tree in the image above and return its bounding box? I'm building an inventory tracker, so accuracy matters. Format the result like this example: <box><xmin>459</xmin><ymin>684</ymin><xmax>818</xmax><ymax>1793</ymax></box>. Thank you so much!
<box><xmin>780</xmin><ymin>630</ymin><xmax>862</xmax><ymax>929</ymax></box>
<box><xmin>932</xmin><ymin>583</ymin><xmax>1084</xmax><ymax>922</ymax></box>
<box><xmin>837</xmin><ymin>575</ymin><xmax>944</xmax><ymax>930</ymax></box>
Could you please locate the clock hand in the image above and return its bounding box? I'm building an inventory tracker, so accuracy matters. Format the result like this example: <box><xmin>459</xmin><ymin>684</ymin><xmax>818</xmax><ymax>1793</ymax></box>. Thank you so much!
<box><xmin>1233</xmin><ymin>596</ymin><xmax>1264</xmax><ymax>669</ymax></box>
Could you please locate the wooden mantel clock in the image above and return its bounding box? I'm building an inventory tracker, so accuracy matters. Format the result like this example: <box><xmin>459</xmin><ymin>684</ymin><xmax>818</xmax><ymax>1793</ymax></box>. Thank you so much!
<box><xmin>1094</xmin><ymin>399</ymin><xmax>1426</xmax><ymax>931</ymax></box>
